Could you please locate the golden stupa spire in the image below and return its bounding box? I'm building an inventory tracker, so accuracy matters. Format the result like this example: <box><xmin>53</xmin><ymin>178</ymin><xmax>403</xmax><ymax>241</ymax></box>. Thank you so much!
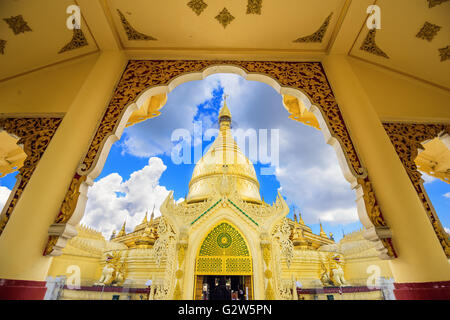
<box><xmin>150</xmin><ymin>205</ymin><xmax>155</xmax><ymax>223</ymax></box>
<box><xmin>319</xmin><ymin>220</ymin><xmax>328</xmax><ymax>238</ymax></box>
<box><xmin>117</xmin><ymin>217</ymin><xmax>127</xmax><ymax>237</ymax></box>
<box><xmin>142</xmin><ymin>211</ymin><xmax>148</xmax><ymax>224</ymax></box>
<box><xmin>298</xmin><ymin>211</ymin><xmax>305</xmax><ymax>225</ymax></box>
<box><xmin>186</xmin><ymin>94</ymin><xmax>262</xmax><ymax>203</ymax></box>
<box><xmin>219</xmin><ymin>94</ymin><xmax>232</xmax><ymax>128</ymax></box>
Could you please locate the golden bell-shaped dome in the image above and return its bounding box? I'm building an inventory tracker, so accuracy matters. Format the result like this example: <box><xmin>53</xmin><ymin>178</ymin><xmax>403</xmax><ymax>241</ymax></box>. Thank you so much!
<box><xmin>187</xmin><ymin>100</ymin><xmax>261</xmax><ymax>203</ymax></box>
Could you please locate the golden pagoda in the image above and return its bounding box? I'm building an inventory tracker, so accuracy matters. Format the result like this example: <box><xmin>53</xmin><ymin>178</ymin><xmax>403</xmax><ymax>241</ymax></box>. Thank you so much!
<box><xmin>47</xmin><ymin>100</ymin><xmax>393</xmax><ymax>300</ymax></box>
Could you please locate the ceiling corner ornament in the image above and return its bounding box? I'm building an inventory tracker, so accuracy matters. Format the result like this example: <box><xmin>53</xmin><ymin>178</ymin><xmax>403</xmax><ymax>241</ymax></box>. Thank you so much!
<box><xmin>416</xmin><ymin>22</ymin><xmax>441</xmax><ymax>42</ymax></box>
<box><xmin>247</xmin><ymin>0</ymin><xmax>263</xmax><ymax>15</ymax></box>
<box><xmin>58</xmin><ymin>29</ymin><xmax>88</xmax><ymax>54</ymax></box>
<box><xmin>43</xmin><ymin>60</ymin><xmax>396</xmax><ymax>259</ymax></box>
<box><xmin>187</xmin><ymin>0</ymin><xmax>208</xmax><ymax>16</ymax></box>
<box><xmin>215</xmin><ymin>7</ymin><xmax>235</xmax><ymax>28</ymax></box>
<box><xmin>3</xmin><ymin>15</ymin><xmax>32</xmax><ymax>35</ymax></box>
<box><xmin>438</xmin><ymin>45</ymin><xmax>450</xmax><ymax>61</ymax></box>
<box><xmin>117</xmin><ymin>9</ymin><xmax>157</xmax><ymax>41</ymax></box>
<box><xmin>360</xmin><ymin>29</ymin><xmax>389</xmax><ymax>58</ymax></box>
<box><xmin>383</xmin><ymin>122</ymin><xmax>450</xmax><ymax>258</ymax></box>
<box><xmin>293</xmin><ymin>12</ymin><xmax>333</xmax><ymax>43</ymax></box>
<box><xmin>0</xmin><ymin>39</ymin><xmax>5</xmax><ymax>55</ymax></box>
<box><xmin>427</xmin><ymin>0</ymin><xmax>449</xmax><ymax>8</ymax></box>
<box><xmin>0</xmin><ymin>117</ymin><xmax>63</xmax><ymax>237</ymax></box>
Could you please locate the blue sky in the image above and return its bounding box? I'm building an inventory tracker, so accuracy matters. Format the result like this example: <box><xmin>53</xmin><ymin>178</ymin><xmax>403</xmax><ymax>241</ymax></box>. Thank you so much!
<box><xmin>0</xmin><ymin>74</ymin><xmax>449</xmax><ymax>242</ymax></box>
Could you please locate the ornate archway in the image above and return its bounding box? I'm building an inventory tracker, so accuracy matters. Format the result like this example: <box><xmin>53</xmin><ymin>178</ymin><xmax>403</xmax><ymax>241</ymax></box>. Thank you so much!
<box><xmin>383</xmin><ymin>122</ymin><xmax>450</xmax><ymax>257</ymax></box>
<box><xmin>194</xmin><ymin>221</ymin><xmax>253</xmax><ymax>300</ymax></box>
<box><xmin>0</xmin><ymin>116</ymin><xmax>63</xmax><ymax>235</ymax></box>
<box><xmin>39</xmin><ymin>60</ymin><xmax>397</xmax><ymax>259</ymax></box>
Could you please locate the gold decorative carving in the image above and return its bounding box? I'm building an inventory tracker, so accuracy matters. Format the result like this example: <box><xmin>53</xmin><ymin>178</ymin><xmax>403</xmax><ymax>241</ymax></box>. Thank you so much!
<box><xmin>261</xmin><ymin>243</ymin><xmax>271</xmax><ymax>266</ymax></box>
<box><xmin>215</xmin><ymin>8</ymin><xmax>235</xmax><ymax>28</ymax></box>
<box><xmin>126</xmin><ymin>93</ymin><xmax>167</xmax><ymax>127</ymax></box>
<box><xmin>265</xmin><ymin>280</ymin><xmax>275</xmax><ymax>300</ymax></box>
<box><xmin>3</xmin><ymin>15</ymin><xmax>32</xmax><ymax>35</ymax></box>
<box><xmin>0</xmin><ymin>39</ymin><xmax>5</xmax><ymax>55</ymax></box>
<box><xmin>383</xmin><ymin>122</ymin><xmax>450</xmax><ymax>257</ymax></box>
<box><xmin>247</xmin><ymin>0</ymin><xmax>263</xmax><ymax>15</ymax></box>
<box><xmin>282</xmin><ymin>94</ymin><xmax>320</xmax><ymax>129</ymax></box>
<box><xmin>293</xmin><ymin>13</ymin><xmax>333</xmax><ymax>43</ymax></box>
<box><xmin>358</xmin><ymin>177</ymin><xmax>397</xmax><ymax>258</ymax></box>
<box><xmin>117</xmin><ymin>9</ymin><xmax>157</xmax><ymax>41</ymax></box>
<box><xmin>360</xmin><ymin>29</ymin><xmax>389</xmax><ymax>58</ymax></box>
<box><xmin>187</xmin><ymin>0</ymin><xmax>208</xmax><ymax>16</ymax></box>
<box><xmin>416</xmin><ymin>22</ymin><xmax>441</xmax><ymax>42</ymax></box>
<box><xmin>0</xmin><ymin>117</ymin><xmax>62</xmax><ymax>236</ymax></box>
<box><xmin>438</xmin><ymin>46</ymin><xmax>449</xmax><ymax>62</ymax></box>
<box><xmin>427</xmin><ymin>0</ymin><xmax>449</xmax><ymax>8</ymax></box>
<box><xmin>58</xmin><ymin>29</ymin><xmax>88</xmax><ymax>54</ymax></box>
<box><xmin>45</xmin><ymin>59</ymin><xmax>395</xmax><ymax>258</ymax></box>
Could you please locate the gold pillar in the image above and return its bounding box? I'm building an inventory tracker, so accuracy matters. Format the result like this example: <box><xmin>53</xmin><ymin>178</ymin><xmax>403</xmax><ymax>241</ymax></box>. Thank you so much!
<box><xmin>321</xmin><ymin>55</ymin><xmax>450</xmax><ymax>284</ymax></box>
<box><xmin>0</xmin><ymin>51</ymin><xmax>127</xmax><ymax>282</ymax></box>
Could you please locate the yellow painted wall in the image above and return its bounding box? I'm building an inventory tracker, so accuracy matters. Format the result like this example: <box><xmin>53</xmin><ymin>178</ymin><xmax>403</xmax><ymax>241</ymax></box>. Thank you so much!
<box><xmin>47</xmin><ymin>255</ymin><xmax>102</xmax><ymax>282</ymax></box>
<box><xmin>344</xmin><ymin>258</ymin><xmax>393</xmax><ymax>283</ymax></box>
<box><xmin>347</xmin><ymin>57</ymin><xmax>450</xmax><ymax>122</ymax></box>
<box><xmin>0</xmin><ymin>53</ymin><xmax>100</xmax><ymax>114</ymax></box>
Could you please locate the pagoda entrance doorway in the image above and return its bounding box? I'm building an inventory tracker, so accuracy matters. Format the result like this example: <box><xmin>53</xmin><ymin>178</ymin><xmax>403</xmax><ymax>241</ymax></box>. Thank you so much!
<box><xmin>193</xmin><ymin>221</ymin><xmax>254</xmax><ymax>300</ymax></box>
<box><xmin>194</xmin><ymin>275</ymin><xmax>252</xmax><ymax>300</ymax></box>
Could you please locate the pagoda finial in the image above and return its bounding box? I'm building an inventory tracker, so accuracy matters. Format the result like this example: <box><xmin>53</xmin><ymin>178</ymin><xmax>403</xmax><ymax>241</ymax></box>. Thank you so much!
<box><xmin>142</xmin><ymin>210</ymin><xmax>148</xmax><ymax>224</ymax></box>
<box><xmin>319</xmin><ymin>220</ymin><xmax>327</xmax><ymax>238</ymax></box>
<box><xmin>219</xmin><ymin>94</ymin><xmax>232</xmax><ymax>128</ymax></box>
<box><xmin>150</xmin><ymin>205</ymin><xmax>155</xmax><ymax>223</ymax></box>
<box><xmin>298</xmin><ymin>211</ymin><xmax>305</xmax><ymax>225</ymax></box>
<box><xmin>293</xmin><ymin>207</ymin><xmax>298</xmax><ymax>223</ymax></box>
<box><xmin>117</xmin><ymin>217</ymin><xmax>127</xmax><ymax>237</ymax></box>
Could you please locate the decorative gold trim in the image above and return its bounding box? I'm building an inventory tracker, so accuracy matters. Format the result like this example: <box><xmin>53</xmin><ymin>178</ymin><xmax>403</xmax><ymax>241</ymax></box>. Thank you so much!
<box><xmin>0</xmin><ymin>117</ymin><xmax>63</xmax><ymax>236</ymax></box>
<box><xmin>3</xmin><ymin>15</ymin><xmax>32</xmax><ymax>35</ymax></box>
<box><xmin>0</xmin><ymin>39</ymin><xmax>5</xmax><ymax>55</ymax></box>
<box><xmin>383</xmin><ymin>122</ymin><xmax>450</xmax><ymax>257</ymax></box>
<box><xmin>187</xmin><ymin>0</ymin><xmax>208</xmax><ymax>16</ymax></box>
<box><xmin>117</xmin><ymin>9</ymin><xmax>157</xmax><ymax>41</ymax></box>
<box><xmin>293</xmin><ymin>13</ymin><xmax>333</xmax><ymax>43</ymax></box>
<box><xmin>360</xmin><ymin>29</ymin><xmax>389</xmax><ymax>58</ymax></box>
<box><xmin>439</xmin><ymin>45</ymin><xmax>449</xmax><ymax>62</ymax></box>
<box><xmin>416</xmin><ymin>22</ymin><xmax>442</xmax><ymax>42</ymax></box>
<box><xmin>247</xmin><ymin>0</ymin><xmax>263</xmax><ymax>15</ymax></box>
<box><xmin>58</xmin><ymin>29</ymin><xmax>89</xmax><ymax>54</ymax></box>
<box><xmin>427</xmin><ymin>0</ymin><xmax>449</xmax><ymax>8</ymax></box>
<box><xmin>44</xmin><ymin>60</ymin><xmax>396</xmax><ymax>258</ymax></box>
<box><xmin>215</xmin><ymin>7</ymin><xmax>235</xmax><ymax>29</ymax></box>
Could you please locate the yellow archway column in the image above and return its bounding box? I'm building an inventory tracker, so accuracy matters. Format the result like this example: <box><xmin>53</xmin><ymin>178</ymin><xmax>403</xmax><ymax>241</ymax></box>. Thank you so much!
<box><xmin>322</xmin><ymin>55</ymin><xmax>450</xmax><ymax>299</ymax></box>
<box><xmin>0</xmin><ymin>51</ymin><xmax>127</xmax><ymax>299</ymax></box>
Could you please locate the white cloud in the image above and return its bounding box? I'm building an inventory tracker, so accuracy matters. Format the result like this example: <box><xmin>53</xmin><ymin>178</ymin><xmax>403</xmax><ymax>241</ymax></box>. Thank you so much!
<box><xmin>120</xmin><ymin>76</ymin><xmax>221</xmax><ymax>158</ymax></box>
<box><xmin>0</xmin><ymin>186</ymin><xmax>11</xmax><ymax>211</ymax></box>
<box><xmin>81</xmin><ymin>157</ymin><xmax>177</xmax><ymax>238</ymax></box>
<box><xmin>444</xmin><ymin>192</ymin><xmax>450</xmax><ymax>198</ymax></box>
<box><xmin>445</xmin><ymin>227</ymin><xmax>450</xmax><ymax>235</ymax></box>
<box><xmin>421</xmin><ymin>173</ymin><xmax>437</xmax><ymax>184</ymax></box>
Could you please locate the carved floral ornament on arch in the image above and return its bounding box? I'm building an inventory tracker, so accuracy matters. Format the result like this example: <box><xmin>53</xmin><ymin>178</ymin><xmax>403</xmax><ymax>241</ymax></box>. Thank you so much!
<box><xmin>0</xmin><ymin>117</ymin><xmax>63</xmax><ymax>237</ymax></box>
<box><xmin>383</xmin><ymin>122</ymin><xmax>450</xmax><ymax>258</ymax></box>
<box><xmin>42</xmin><ymin>60</ymin><xmax>397</xmax><ymax>259</ymax></box>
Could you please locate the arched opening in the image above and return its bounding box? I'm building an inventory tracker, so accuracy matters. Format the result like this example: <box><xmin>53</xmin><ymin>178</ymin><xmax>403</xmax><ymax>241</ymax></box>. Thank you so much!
<box><xmin>194</xmin><ymin>221</ymin><xmax>253</xmax><ymax>300</ymax></box>
<box><xmin>43</xmin><ymin>62</ymin><xmax>395</xmax><ymax>261</ymax></box>
<box><xmin>1</xmin><ymin>61</ymin><xmax>407</xmax><ymax>300</ymax></box>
